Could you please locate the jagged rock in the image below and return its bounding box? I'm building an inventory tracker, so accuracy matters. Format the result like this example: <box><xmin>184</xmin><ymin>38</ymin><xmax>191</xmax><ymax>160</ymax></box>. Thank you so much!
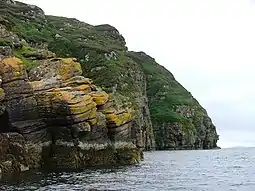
<box><xmin>0</xmin><ymin>53</ymin><xmax>140</xmax><ymax>175</ymax></box>
<box><xmin>0</xmin><ymin>46</ymin><xmax>13</xmax><ymax>60</ymax></box>
<box><xmin>45</xmin><ymin>141</ymin><xmax>140</xmax><ymax>169</ymax></box>
<box><xmin>90</xmin><ymin>112</ymin><xmax>108</xmax><ymax>141</ymax></box>
<box><xmin>23</xmin><ymin>49</ymin><xmax>56</xmax><ymax>60</ymax></box>
<box><xmin>95</xmin><ymin>24</ymin><xmax>126</xmax><ymax>49</ymax></box>
<box><xmin>90</xmin><ymin>91</ymin><xmax>109</xmax><ymax>106</ymax></box>
<box><xmin>0</xmin><ymin>57</ymin><xmax>27</xmax><ymax>83</ymax></box>
<box><xmin>0</xmin><ymin>133</ymin><xmax>31</xmax><ymax>174</ymax></box>
<box><xmin>0</xmin><ymin>24</ymin><xmax>21</xmax><ymax>47</ymax></box>
<box><xmin>28</xmin><ymin>58</ymin><xmax>82</xmax><ymax>81</ymax></box>
<box><xmin>105</xmin><ymin>111</ymin><xmax>132</xmax><ymax>127</ymax></box>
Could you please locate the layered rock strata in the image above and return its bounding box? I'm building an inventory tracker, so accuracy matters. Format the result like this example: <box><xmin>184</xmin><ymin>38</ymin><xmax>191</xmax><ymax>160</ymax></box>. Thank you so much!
<box><xmin>0</xmin><ymin>48</ymin><xmax>140</xmax><ymax>174</ymax></box>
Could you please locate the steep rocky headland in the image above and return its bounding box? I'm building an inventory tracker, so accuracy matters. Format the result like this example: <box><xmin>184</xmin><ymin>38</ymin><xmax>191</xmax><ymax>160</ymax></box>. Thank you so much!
<box><xmin>0</xmin><ymin>0</ymin><xmax>219</xmax><ymax>175</ymax></box>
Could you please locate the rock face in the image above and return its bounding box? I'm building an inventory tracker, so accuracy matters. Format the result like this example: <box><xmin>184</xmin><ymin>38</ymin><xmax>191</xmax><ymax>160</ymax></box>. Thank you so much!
<box><xmin>0</xmin><ymin>43</ymin><xmax>140</xmax><ymax>174</ymax></box>
<box><xmin>0</xmin><ymin>133</ymin><xmax>30</xmax><ymax>174</ymax></box>
<box><xmin>126</xmin><ymin>52</ymin><xmax>219</xmax><ymax>150</ymax></box>
<box><xmin>0</xmin><ymin>0</ymin><xmax>219</xmax><ymax>175</ymax></box>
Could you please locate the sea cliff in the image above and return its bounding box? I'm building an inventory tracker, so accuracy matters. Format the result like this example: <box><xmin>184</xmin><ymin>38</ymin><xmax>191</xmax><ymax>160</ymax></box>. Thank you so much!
<box><xmin>0</xmin><ymin>0</ymin><xmax>219</xmax><ymax>175</ymax></box>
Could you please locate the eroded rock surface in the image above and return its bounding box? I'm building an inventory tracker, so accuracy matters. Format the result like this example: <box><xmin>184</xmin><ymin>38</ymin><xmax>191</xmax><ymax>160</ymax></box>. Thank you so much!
<box><xmin>0</xmin><ymin>48</ymin><xmax>140</xmax><ymax>174</ymax></box>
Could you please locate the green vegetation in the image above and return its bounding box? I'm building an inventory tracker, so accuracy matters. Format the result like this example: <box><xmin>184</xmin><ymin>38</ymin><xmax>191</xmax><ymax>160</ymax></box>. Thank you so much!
<box><xmin>13</xmin><ymin>46</ymin><xmax>40</xmax><ymax>70</ymax></box>
<box><xmin>46</xmin><ymin>16</ymin><xmax>126</xmax><ymax>53</ymax></box>
<box><xmin>0</xmin><ymin>41</ymin><xmax>12</xmax><ymax>46</ymax></box>
<box><xmin>12</xmin><ymin>22</ymin><xmax>54</xmax><ymax>43</ymax></box>
<box><xmin>126</xmin><ymin>51</ymin><xmax>196</xmax><ymax>124</ymax></box>
<box><xmin>0</xmin><ymin>0</ymin><xmax>52</xmax><ymax>41</ymax></box>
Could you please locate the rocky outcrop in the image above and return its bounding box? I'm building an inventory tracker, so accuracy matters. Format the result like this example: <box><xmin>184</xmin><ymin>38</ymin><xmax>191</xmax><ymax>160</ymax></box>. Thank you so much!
<box><xmin>0</xmin><ymin>45</ymin><xmax>141</xmax><ymax>175</ymax></box>
<box><xmin>0</xmin><ymin>133</ymin><xmax>30</xmax><ymax>174</ymax></box>
<box><xmin>153</xmin><ymin>106</ymin><xmax>218</xmax><ymax>150</ymax></box>
<box><xmin>0</xmin><ymin>0</ymin><xmax>156</xmax><ymax>151</ymax></box>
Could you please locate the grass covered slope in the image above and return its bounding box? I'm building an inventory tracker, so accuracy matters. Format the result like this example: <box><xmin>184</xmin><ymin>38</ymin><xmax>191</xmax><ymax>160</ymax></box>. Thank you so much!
<box><xmin>127</xmin><ymin>52</ymin><xmax>194</xmax><ymax>122</ymax></box>
<box><xmin>127</xmin><ymin>52</ymin><xmax>218</xmax><ymax>149</ymax></box>
<box><xmin>0</xmin><ymin>0</ymin><xmax>218</xmax><ymax>150</ymax></box>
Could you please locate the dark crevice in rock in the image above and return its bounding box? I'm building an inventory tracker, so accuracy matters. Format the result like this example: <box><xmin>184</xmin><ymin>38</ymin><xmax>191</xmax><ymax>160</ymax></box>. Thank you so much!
<box><xmin>0</xmin><ymin>110</ymin><xmax>16</xmax><ymax>133</ymax></box>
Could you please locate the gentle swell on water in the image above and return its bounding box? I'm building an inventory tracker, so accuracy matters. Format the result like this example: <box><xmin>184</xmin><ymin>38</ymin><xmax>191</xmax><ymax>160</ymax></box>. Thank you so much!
<box><xmin>1</xmin><ymin>148</ymin><xmax>255</xmax><ymax>191</ymax></box>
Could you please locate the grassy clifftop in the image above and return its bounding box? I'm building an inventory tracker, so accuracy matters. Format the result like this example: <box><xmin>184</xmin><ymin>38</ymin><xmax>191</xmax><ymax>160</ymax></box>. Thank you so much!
<box><xmin>0</xmin><ymin>0</ymin><xmax>219</xmax><ymax>150</ymax></box>
<box><xmin>127</xmin><ymin>51</ymin><xmax>195</xmax><ymax>122</ymax></box>
<box><xmin>126</xmin><ymin>52</ymin><xmax>218</xmax><ymax>149</ymax></box>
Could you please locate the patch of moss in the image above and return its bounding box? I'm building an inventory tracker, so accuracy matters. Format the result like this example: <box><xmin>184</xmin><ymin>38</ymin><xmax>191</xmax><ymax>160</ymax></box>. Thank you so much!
<box><xmin>15</xmin><ymin>45</ymin><xmax>36</xmax><ymax>55</ymax></box>
<box><xmin>0</xmin><ymin>41</ymin><xmax>12</xmax><ymax>47</ymax></box>
<box><xmin>13</xmin><ymin>46</ymin><xmax>39</xmax><ymax>71</ymax></box>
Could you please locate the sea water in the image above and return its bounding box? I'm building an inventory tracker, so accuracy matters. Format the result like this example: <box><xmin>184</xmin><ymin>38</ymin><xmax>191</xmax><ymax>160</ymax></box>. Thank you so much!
<box><xmin>1</xmin><ymin>148</ymin><xmax>255</xmax><ymax>191</ymax></box>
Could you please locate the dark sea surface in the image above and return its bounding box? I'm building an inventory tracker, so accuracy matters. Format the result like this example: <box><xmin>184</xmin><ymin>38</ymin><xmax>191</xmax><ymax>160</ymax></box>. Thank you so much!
<box><xmin>1</xmin><ymin>148</ymin><xmax>255</xmax><ymax>191</ymax></box>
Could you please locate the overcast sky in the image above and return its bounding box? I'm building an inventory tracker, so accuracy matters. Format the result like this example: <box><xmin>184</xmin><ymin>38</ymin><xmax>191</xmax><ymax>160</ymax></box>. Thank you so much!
<box><xmin>19</xmin><ymin>0</ymin><xmax>255</xmax><ymax>148</ymax></box>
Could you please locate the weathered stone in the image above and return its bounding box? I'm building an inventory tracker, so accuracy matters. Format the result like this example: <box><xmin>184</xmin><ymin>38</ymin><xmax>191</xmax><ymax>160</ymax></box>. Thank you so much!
<box><xmin>0</xmin><ymin>57</ymin><xmax>27</xmax><ymax>83</ymax></box>
<box><xmin>0</xmin><ymin>103</ymin><xmax>5</xmax><ymax>116</ymax></box>
<box><xmin>23</xmin><ymin>49</ymin><xmax>56</xmax><ymax>60</ymax></box>
<box><xmin>28</xmin><ymin>58</ymin><xmax>82</xmax><ymax>81</ymax></box>
<box><xmin>0</xmin><ymin>24</ymin><xmax>21</xmax><ymax>48</ymax></box>
<box><xmin>0</xmin><ymin>53</ymin><xmax>140</xmax><ymax>175</ymax></box>
<box><xmin>106</xmin><ymin>111</ymin><xmax>132</xmax><ymax>127</ymax></box>
<box><xmin>60</xmin><ymin>76</ymin><xmax>92</xmax><ymax>87</ymax></box>
<box><xmin>90</xmin><ymin>112</ymin><xmax>107</xmax><ymax>142</ymax></box>
<box><xmin>0</xmin><ymin>46</ymin><xmax>13</xmax><ymax>60</ymax></box>
<box><xmin>30</xmin><ymin>77</ymin><xmax>61</xmax><ymax>92</ymax></box>
<box><xmin>20</xmin><ymin>164</ymin><xmax>29</xmax><ymax>172</ymax></box>
<box><xmin>0</xmin><ymin>133</ymin><xmax>31</xmax><ymax>174</ymax></box>
<box><xmin>90</xmin><ymin>91</ymin><xmax>109</xmax><ymax>106</ymax></box>
<box><xmin>44</xmin><ymin>141</ymin><xmax>140</xmax><ymax>169</ymax></box>
<box><xmin>71</xmin><ymin>122</ymin><xmax>91</xmax><ymax>138</ymax></box>
<box><xmin>27</xmin><ymin>142</ymin><xmax>51</xmax><ymax>169</ymax></box>
<box><xmin>0</xmin><ymin>88</ymin><xmax>4</xmax><ymax>101</ymax></box>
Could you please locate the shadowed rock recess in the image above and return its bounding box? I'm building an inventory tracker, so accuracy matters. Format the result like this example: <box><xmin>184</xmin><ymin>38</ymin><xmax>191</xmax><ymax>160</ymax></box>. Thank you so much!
<box><xmin>0</xmin><ymin>0</ymin><xmax>219</xmax><ymax>174</ymax></box>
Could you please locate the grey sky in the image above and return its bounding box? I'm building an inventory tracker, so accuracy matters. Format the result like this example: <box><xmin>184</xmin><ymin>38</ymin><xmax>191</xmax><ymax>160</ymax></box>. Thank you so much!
<box><xmin>19</xmin><ymin>0</ymin><xmax>255</xmax><ymax>148</ymax></box>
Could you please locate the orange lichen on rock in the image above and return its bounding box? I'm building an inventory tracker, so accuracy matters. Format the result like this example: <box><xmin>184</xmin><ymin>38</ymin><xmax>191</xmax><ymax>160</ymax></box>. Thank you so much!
<box><xmin>90</xmin><ymin>91</ymin><xmax>109</xmax><ymax>106</ymax></box>
<box><xmin>50</xmin><ymin>90</ymin><xmax>92</xmax><ymax>105</ymax></box>
<box><xmin>58</xmin><ymin>58</ymin><xmax>82</xmax><ymax>80</ymax></box>
<box><xmin>0</xmin><ymin>57</ymin><xmax>26</xmax><ymax>83</ymax></box>
<box><xmin>105</xmin><ymin>112</ymin><xmax>132</xmax><ymax>127</ymax></box>
<box><xmin>74</xmin><ymin>84</ymin><xmax>91</xmax><ymax>92</ymax></box>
